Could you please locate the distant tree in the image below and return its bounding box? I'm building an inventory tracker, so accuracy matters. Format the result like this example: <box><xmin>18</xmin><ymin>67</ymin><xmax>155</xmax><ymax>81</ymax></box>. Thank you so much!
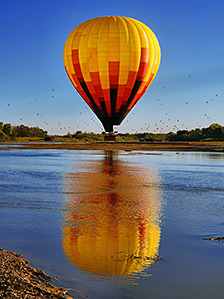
<box><xmin>14</xmin><ymin>125</ymin><xmax>29</xmax><ymax>137</ymax></box>
<box><xmin>72</xmin><ymin>130</ymin><xmax>83</xmax><ymax>139</ymax></box>
<box><xmin>66</xmin><ymin>132</ymin><xmax>72</xmax><ymax>138</ymax></box>
<box><xmin>0</xmin><ymin>130</ymin><xmax>5</xmax><ymax>141</ymax></box>
<box><xmin>12</xmin><ymin>125</ymin><xmax>47</xmax><ymax>138</ymax></box>
<box><xmin>3</xmin><ymin>123</ymin><xmax>12</xmax><ymax>136</ymax></box>
<box><xmin>31</xmin><ymin>126</ymin><xmax>47</xmax><ymax>137</ymax></box>
<box><xmin>208</xmin><ymin>124</ymin><xmax>224</xmax><ymax>140</ymax></box>
<box><xmin>189</xmin><ymin>128</ymin><xmax>202</xmax><ymax>141</ymax></box>
<box><xmin>166</xmin><ymin>132</ymin><xmax>176</xmax><ymax>141</ymax></box>
<box><xmin>202</xmin><ymin>123</ymin><xmax>223</xmax><ymax>140</ymax></box>
<box><xmin>75</xmin><ymin>130</ymin><xmax>83</xmax><ymax>135</ymax></box>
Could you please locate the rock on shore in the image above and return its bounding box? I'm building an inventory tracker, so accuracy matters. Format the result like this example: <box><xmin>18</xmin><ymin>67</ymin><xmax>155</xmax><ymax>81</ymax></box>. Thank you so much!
<box><xmin>0</xmin><ymin>249</ymin><xmax>73</xmax><ymax>299</ymax></box>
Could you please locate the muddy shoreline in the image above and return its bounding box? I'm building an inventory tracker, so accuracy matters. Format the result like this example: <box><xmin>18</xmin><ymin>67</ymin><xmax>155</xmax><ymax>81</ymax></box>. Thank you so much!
<box><xmin>1</xmin><ymin>141</ymin><xmax>224</xmax><ymax>152</ymax></box>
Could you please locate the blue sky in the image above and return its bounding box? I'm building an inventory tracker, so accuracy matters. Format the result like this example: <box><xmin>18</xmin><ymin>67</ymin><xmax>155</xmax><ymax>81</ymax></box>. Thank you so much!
<box><xmin>0</xmin><ymin>0</ymin><xmax>224</xmax><ymax>134</ymax></box>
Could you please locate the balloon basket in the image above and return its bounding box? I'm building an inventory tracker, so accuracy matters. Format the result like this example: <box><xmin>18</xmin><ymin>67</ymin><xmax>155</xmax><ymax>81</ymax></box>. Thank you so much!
<box><xmin>104</xmin><ymin>132</ymin><xmax>119</xmax><ymax>142</ymax></box>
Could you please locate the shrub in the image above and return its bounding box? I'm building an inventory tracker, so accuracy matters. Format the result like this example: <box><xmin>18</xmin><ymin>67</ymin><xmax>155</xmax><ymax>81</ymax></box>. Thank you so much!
<box><xmin>44</xmin><ymin>136</ymin><xmax>54</xmax><ymax>141</ymax></box>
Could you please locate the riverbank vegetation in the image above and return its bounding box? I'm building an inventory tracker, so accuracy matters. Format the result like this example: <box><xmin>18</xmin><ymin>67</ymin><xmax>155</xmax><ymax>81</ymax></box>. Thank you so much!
<box><xmin>0</xmin><ymin>122</ymin><xmax>47</xmax><ymax>142</ymax></box>
<box><xmin>0</xmin><ymin>122</ymin><xmax>224</xmax><ymax>143</ymax></box>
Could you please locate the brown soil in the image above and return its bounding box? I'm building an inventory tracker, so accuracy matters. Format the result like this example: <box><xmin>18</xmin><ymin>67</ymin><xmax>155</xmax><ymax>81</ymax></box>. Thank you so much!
<box><xmin>0</xmin><ymin>249</ymin><xmax>73</xmax><ymax>299</ymax></box>
<box><xmin>3</xmin><ymin>141</ymin><xmax>224</xmax><ymax>152</ymax></box>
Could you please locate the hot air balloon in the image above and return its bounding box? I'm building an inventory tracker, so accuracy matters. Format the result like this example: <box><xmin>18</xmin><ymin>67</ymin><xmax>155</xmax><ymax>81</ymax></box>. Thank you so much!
<box><xmin>63</xmin><ymin>16</ymin><xmax>161</xmax><ymax>132</ymax></box>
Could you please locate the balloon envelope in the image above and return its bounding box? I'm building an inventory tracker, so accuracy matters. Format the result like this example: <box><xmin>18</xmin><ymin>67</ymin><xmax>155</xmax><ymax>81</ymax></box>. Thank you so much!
<box><xmin>63</xmin><ymin>16</ymin><xmax>161</xmax><ymax>132</ymax></box>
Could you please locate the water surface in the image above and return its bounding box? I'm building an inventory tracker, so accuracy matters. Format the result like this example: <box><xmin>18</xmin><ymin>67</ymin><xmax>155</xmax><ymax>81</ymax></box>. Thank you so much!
<box><xmin>0</xmin><ymin>149</ymin><xmax>224</xmax><ymax>298</ymax></box>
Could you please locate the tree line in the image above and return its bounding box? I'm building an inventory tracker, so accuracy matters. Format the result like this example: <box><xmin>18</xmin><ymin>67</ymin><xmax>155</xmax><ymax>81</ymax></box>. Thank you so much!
<box><xmin>134</xmin><ymin>123</ymin><xmax>224</xmax><ymax>142</ymax></box>
<box><xmin>0</xmin><ymin>122</ymin><xmax>47</xmax><ymax>141</ymax></box>
<box><xmin>0</xmin><ymin>122</ymin><xmax>224</xmax><ymax>142</ymax></box>
<box><xmin>70</xmin><ymin>123</ymin><xmax>224</xmax><ymax>142</ymax></box>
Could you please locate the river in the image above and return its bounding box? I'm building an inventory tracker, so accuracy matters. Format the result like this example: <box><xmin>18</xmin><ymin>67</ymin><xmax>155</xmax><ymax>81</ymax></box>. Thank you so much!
<box><xmin>0</xmin><ymin>148</ymin><xmax>224</xmax><ymax>298</ymax></box>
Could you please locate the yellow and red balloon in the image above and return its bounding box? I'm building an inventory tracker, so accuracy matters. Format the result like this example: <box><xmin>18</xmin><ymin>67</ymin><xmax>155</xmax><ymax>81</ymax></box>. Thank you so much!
<box><xmin>63</xmin><ymin>16</ymin><xmax>161</xmax><ymax>132</ymax></box>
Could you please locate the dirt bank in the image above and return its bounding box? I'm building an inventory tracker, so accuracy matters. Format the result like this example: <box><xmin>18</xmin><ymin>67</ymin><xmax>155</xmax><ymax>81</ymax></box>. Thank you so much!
<box><xmin>3</xmin><ymin>141</ymin><xmax>224</xmax><ymax>152</ymax></box>
<box><xmin>0</xmin><ymin>249</ymin><xmax>73</xmax><ymax>299</ymax></box>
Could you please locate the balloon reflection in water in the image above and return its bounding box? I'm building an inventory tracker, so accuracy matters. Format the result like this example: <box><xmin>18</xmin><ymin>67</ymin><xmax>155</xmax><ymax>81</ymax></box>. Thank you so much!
<box><xmin>62</xmin><ymin>151</ymin><xmax>163</xmax><ymax>282</ymax></box>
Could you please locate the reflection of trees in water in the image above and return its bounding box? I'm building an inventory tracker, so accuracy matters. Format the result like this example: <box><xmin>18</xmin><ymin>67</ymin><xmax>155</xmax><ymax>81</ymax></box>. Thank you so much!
<box><xmin>61</xmin><ymin>151</ymin><xmax>163</xmax><ymax>282</ymax></box>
